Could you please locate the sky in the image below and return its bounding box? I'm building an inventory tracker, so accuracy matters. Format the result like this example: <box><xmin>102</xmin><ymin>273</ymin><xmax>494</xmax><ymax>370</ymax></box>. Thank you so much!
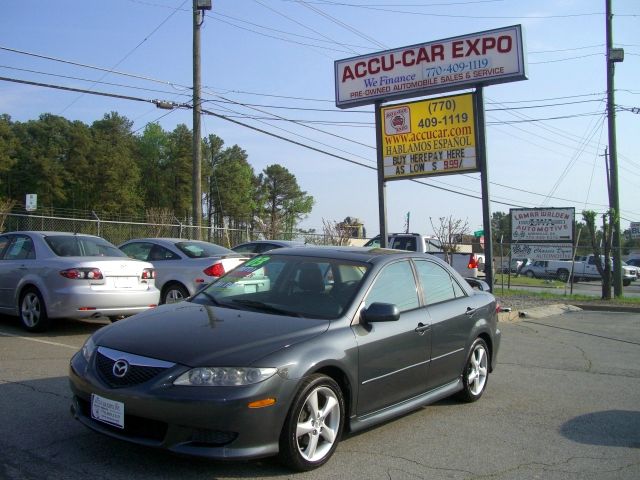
<box><xmin>1</xmin><ymin>0</ymin><xmax>639</xmax><ymax>238</ymax></box>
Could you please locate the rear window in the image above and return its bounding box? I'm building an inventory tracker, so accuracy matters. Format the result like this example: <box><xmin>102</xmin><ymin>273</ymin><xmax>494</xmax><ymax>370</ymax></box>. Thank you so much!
<box><xmin>175</xmin><ymin>241</ymin><xmax>235</xmax><ymax>258</ymax></box>
<box><xmin>46</xmin><ymin>235</ymin><xmax>125</xmax><ymax>257</ymax></box>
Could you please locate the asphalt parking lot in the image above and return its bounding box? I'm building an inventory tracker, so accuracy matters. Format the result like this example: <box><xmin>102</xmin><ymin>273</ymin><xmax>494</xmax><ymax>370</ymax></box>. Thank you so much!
<box><xmin>1</xmin><ymin>309</ymin><xmax>639</xmax><ymax>480</ymax></box>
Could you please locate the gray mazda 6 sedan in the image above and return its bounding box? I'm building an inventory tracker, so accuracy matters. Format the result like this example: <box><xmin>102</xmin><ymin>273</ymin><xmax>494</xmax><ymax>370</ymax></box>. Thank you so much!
<box><xmin>69</xmin><ymin>247</ymin><xmax>501</xmax><ymax>471</ymax></box>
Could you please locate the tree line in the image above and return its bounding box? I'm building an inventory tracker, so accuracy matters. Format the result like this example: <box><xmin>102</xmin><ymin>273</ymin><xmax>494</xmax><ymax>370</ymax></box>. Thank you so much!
<box><xmin>0</xmin><ymin>112</ymin><xmax>314</xmax><ymax>238</ymax></box>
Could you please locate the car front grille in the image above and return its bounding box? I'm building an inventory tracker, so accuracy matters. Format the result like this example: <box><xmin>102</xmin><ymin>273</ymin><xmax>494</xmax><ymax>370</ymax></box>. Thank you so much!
<box><xmin>96</xmin><ymin>350</ymin><xmax>169</xmax><ymax>388</ymax></box>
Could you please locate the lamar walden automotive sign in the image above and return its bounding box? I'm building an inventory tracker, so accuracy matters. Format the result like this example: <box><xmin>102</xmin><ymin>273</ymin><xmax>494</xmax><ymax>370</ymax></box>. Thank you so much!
<box><xmin>334</xmin><ymin>25</ymin><xmax>526</xmax><ymax>108</ymax></box>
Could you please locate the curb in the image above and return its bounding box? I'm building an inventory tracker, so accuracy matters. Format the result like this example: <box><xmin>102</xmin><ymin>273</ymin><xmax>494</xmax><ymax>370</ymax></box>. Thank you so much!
<box><xmin>572</xmin><ymin>303</ymin><xmax>640</xmax><ymax>314</ymax></box>
<box><xmin>498</xmin><ymin>303</ymin><xmax>582</xmax><ymax>323</ymax></box>
<box><xmin>498</xmin><ymin>303</ymin><xmax>640</xmax><ymax>322</ymax></box>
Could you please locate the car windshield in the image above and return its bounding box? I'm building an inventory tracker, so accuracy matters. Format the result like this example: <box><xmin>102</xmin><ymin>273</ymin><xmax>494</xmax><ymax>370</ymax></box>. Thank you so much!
<box><xmin>192</xmin><ymin>254</ymin><xmax>370</xmax><ymax>319</ymax></box>
<box><xmin>46</xmin><ymin>235</ymin><xmax>125</xmax><ymax>257</ymax></box>
<box><xmin>175</xmin><ymin>241</ymin><xmax>235</xmax><ymax>258</ymax></box>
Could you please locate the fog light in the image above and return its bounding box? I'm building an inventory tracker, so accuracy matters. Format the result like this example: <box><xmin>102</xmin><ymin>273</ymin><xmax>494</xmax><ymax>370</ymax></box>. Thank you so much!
<box><xmin>248</xmin><ymin>398</ymin><xmax>276</xmax><ymax>409</ymax></box>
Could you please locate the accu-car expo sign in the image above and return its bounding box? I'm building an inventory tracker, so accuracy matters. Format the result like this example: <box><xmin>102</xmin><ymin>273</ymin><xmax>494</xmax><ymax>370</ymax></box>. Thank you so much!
<box><xmin>335</xmin><ymin>25</ymin><xmax>527</xmax><ymax>108</ymax></box>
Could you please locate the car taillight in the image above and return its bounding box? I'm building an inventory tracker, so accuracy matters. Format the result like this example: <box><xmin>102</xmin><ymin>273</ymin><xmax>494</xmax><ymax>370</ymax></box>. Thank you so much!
<box><xmin>59</xmin><ymin>268</ymin><xmax>103</xmax><ymax>280</ymax></box>
<box><xmin>468</xmin><ymin>254</ymin><xmax>479</xmax><ymax>269</ymax></box>
<box><xmin>496</xmin><ymin>303</ymin><xmax>502</xmax><ymax>313</ymax></box>
<box><xmin>204</xmin><ymin>263</ymin><xmax>225</xmax><ymax>277</ymax></box>
<box><xmin>141</xmin><ymin>268</ymin><xmax>155</xmax><ymax>279</ymax></box>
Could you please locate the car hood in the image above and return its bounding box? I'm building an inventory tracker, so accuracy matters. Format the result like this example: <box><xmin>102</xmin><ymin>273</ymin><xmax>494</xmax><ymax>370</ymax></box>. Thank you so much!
<box><xmin>92</xmin><ymin>302</ymin><xmax>330</xmax><ymax>367</ymax></box>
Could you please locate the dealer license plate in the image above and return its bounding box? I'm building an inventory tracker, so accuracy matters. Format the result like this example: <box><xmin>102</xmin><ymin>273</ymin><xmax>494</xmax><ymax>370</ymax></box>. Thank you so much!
<box><xmin>114</xmin><ymin>276</ymin><xmax>136</xmax><ymax>288</ymax></box>
<box><xmin>91</xmin><ymin>394</ymin><xmax>124</xmax><ymax>429</ymax></box>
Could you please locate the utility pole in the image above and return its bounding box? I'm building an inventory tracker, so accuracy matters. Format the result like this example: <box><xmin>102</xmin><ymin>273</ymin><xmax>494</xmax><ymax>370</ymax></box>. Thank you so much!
<box><xmin>606</xmin><ymin>0</ymin><xmax>625</xmax><ymax>297</ymax></box>
<box><xmin>192</xmin><ymin>0</ymin><xmax>211</xmax><ymax>239</ymax></box>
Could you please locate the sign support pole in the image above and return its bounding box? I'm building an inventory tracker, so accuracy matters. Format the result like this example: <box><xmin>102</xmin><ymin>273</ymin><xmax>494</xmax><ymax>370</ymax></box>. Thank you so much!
<box><xmin>375</xmin><ymin>101</ymin><xmax>389</xmax><ymax>248</ymax></box>
<box><xmin>476</xmin><ymin>87</ymin><xmax>494</xmax><ymax>290</ymax></box>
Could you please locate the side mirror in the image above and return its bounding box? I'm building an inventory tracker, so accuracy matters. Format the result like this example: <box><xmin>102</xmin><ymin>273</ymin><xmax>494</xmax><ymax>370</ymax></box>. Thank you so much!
<box><xmin>362</xmin><ymin>302</ymin><xmax>400</xmax><ymax>323</ymax></box>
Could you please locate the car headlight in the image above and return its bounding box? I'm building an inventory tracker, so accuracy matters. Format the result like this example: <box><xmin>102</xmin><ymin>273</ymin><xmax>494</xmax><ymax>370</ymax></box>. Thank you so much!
<box><xmin>174</xmin><ymin>367</ymin><xmax>277</xmax><ymax>386</ymax></box>
<box><xmin>81</xmin><ymin>336</ymin><xmax>96</xmax><ymax>362</ymax></box>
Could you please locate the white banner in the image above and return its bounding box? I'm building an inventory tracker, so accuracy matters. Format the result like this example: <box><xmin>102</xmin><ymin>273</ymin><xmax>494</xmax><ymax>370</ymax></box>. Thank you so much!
<box><xmin>510</xmin><ymin>208</ymin><xmax>574</xmax><ymax>243</ymax></box>
<box><xmin>511</xmin><ymin>243</ymin><xmax>573</xmax><ymax>261</ymax></box>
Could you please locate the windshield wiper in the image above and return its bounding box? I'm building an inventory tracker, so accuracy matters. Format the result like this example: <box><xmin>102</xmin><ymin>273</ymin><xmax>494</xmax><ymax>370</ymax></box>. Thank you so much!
<box><xmin>230</xmin><ymin>299</ymin><xmax>301</xmax><ymax>317</ymax></box>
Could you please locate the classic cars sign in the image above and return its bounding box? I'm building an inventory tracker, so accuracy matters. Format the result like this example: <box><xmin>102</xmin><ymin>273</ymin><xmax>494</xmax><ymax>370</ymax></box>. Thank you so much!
<box><xmin>510</xmin><ymin>208</ymin><xmax>575</xmax><ymax>243</ymax></box>
<box><xmin>511</xmin><ymin>243</ymin><xmax>574</xmax><ymax>261</ymax></box>
<box><xmin>335</xmin><ymin>25</ymin><xmax>527</xmax><ymax>108</ymax></box>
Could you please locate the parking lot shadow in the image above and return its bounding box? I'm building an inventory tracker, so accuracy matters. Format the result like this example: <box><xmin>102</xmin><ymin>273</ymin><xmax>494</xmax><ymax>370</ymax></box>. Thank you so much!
<box><xmin>560</xmin><ymin>410</ymin><xmax>640</xmax><ymax>448</ymax></box>
<box><xmin>0</xmin><ymin>376</ymin><xmax>293</xmax><ymax>478</ymax></box>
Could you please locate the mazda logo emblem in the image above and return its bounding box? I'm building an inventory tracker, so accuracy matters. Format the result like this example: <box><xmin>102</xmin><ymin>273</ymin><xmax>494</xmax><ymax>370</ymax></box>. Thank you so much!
<box><xmin>112</xmin><ymin>359</ymin><xmax>130</xmax><ymax>378</ymax></box>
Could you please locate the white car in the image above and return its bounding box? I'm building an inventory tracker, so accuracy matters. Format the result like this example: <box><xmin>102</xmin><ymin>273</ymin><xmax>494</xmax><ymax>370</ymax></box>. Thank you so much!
<box><xmin>119</xmin><ymin>238</ymin><xmax>249</xmax><ymax>304</ymax></box>
<box><xmin>0</xmin><ymin>231</ymin><xmax>160</xmax><ymax>332</ymax></box>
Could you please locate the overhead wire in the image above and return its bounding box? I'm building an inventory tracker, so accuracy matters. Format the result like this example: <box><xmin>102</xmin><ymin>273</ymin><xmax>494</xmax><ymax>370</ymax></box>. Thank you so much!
<box><xmin>57</xmin><ymin>0</ymin><xmax>189</xmax><ymax>114</ymax></box>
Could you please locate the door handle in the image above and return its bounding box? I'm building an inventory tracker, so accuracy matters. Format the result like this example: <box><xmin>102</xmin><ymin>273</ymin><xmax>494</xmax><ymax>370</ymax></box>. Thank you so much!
<box><xmin>415</xmin><ymin>322</ymin><xmax>430</xmax><ymax>334</ymax></box>
<box><xmin>465</xmin><ymin>307</ymin><xmax>477</xmax><ymax>316</ymax></box>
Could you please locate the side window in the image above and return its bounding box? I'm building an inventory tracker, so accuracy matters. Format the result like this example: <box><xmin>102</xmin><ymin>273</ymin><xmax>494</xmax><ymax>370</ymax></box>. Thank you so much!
<box><xmin>232</xmin><ymin>244</ymin><xmax>256</xmax><ymax>254</ymax></box>
<box><xmin>0</xmin><ymin>235</ymin><xmax>12</xmax><ymax>259</ymax></box>
<box><xmin>149</xmin><ymin>245</ymin><xmax>179</xmax><ymax>261</ymax></box>
<box><xmin>365</xmin><ymin>260</ymin><xmax>419</xmax><ymax>312</ymax></box>
<box><xmin>4</xmin><ymin>236</ymin><xmax>35</xmax><ymax>260</ymax></box>
<box><xmin>257</xmin><ymin>243</ymin><xmax>278</xmax><ymax>254</ymax></box>
<box><xmin>120</xmin><ymin>242</ymin><xmax>153</xmax><ymax>261</ymax></box>
<box><xmin>414</xmin><ymin>260</ymin><xmax>459</xmax><ymax>305</ymax></box>
<box><xmin>391</xmin><ymin>237</ymin><xmax>417</xmax><ymax>252</ymax></box>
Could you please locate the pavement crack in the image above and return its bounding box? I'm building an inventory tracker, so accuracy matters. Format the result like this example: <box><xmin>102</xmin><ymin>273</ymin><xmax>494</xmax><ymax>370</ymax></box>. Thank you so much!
<box><xmin>0</xmin><ymin>378</ymin><xmax>72</xmax><ymax>400</ymax></box>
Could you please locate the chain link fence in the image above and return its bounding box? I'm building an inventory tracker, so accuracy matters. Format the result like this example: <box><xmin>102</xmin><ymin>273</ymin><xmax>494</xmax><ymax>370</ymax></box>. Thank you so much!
<box><xmin>1</xmin><ymin>212</ymin><xmax>339</xmax><ymax>248</ymax></box>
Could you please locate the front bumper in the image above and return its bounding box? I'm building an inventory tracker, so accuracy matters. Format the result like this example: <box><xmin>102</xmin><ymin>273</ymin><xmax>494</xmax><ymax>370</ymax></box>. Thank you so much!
<box><xmin>69</xmin><ymin>352</ymin><xmax>296</xmax><ymax>459</ymax></box>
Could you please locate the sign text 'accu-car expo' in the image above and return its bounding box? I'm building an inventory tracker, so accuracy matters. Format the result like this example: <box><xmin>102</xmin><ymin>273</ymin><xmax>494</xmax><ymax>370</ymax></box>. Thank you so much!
<box><xmin>335</xmin><ymin>25</ymin><xmax>526</xmax><ymax>108</ymax></box>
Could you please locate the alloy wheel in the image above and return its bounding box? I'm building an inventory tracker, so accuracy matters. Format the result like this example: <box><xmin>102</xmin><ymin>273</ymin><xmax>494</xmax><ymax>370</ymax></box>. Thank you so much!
<box><xmin>295</xmin><ymin>386</ymin><xmax>341</xmax><ymax>463</ymax></box>
<box><xmin>467</xmin><ymin>344</ymin><xmax>488</xmax><ymax>396</ymax></box>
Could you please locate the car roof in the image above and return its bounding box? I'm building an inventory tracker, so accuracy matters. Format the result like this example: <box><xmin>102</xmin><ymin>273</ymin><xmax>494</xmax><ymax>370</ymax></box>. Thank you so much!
<box><xmin>235</xmin><ymin>240</ymin><xmax>305</xmax><ymax>246</ymax></box>
<box><xmin>122</xmin><ymin>238</ymin><xmax>226</xmax><ymax>246</ymax></box>
<box><xmin>263</xmin><ymin>246</ymin><xmax>431</xmax><ymax>264</ymax></box>
<box><xmin>4</xmin><ymin>231</ymin><xmax>101</xmax><ymax>239</ymax></box>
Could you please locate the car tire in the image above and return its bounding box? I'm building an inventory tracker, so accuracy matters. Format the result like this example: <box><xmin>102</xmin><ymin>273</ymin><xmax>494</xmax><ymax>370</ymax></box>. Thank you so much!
<box><xmin>557</xmin><ymin>269</ymin><xmax>569</xmax><ymax>282</ymax></box>
<box><xmin>162</xmin><ymin>283</ymin><xmax>189</xmax><ymax>304</ymax></box>
<box><xmin>278</xmin><ymin>374</ymin><xmax>345</xmax><ymax>471</ymax></box>
<box><xmin>19</xmin><ymin>287</ymin><xmax>51</xmax><ymax>332</ymax></box>
<box><xmin>623</xmin><ymin>279</ymin><xmax>631</xmax><ymax>287</ymax></box>
<box><xmin>525</xmin><ymin>270</ymin><xmax>534</xmax><ymax>278</ymax></box>
<box><xmin>457</xmin><ymin>338</ymin><xmax>489</xmax><ymax>403</ymax></box>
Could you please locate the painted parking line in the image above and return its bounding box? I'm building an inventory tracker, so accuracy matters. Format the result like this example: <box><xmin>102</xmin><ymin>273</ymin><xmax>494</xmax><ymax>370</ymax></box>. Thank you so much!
<box><xmin>0</xmin><ymin>330</ymin><xmax>78</xmax><ymax>350</ymax></box>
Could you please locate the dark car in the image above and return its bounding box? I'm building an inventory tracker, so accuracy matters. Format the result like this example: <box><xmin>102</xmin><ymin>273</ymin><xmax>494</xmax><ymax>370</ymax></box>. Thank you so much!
<box><xmin>231</xmin><ymin>239</ymin><xmax>306</xmax><ymax>256</ymax></box>
<box><xmin>69</xmin><ymin>247</ymin><xmax>501</xmax><ymax>471</ymax></box>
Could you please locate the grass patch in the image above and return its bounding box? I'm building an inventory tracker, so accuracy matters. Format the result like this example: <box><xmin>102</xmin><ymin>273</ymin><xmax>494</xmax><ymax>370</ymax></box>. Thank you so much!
<box><xmin>494</xmin><ymin>287</ymin><xmax>640</xmax><ymax>305</ymax></box>
<box><xmin>493</xmin><ymin>274</ymin><xmax>564</xmax><ymax>287</ymax></box>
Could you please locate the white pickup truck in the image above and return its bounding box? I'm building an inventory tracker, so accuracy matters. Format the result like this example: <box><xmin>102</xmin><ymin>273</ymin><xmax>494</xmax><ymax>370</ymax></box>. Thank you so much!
<box><xmin>520</xmin><ymin>255</ymin><xmax>636</xmax><ymax>285</ymax></box>
<box><xmin>364</xmin><ymin>233</ymin><xmax>484</xmax><ymax>278</ymax></box>
<box><xmin>572</xmin><ymin>254</ymin><xmax>637</xmax><ymax>286</ymax></box>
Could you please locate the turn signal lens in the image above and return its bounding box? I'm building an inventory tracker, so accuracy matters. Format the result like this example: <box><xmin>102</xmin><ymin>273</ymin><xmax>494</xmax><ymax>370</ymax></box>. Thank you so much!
<box><xmin>248</xmin><ymin>398</ymin><xmax>276</xmax><ymax>409</ymax></box>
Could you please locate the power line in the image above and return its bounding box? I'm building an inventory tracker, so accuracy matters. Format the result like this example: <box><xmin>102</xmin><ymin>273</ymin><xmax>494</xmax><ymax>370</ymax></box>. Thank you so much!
<box><xmin>58</xmin><ymin>0</ymin><xmax>189</xmax><ymax>114</ymax></box>
<box><xmin>3</xmin><ymin>73</ymin><xmax>637</xmax><ymax>217</ymax></box>
<box><xmin>252</xmin><ymin>0</ymin><xmax>361</xmax><ymax>55</ymax></box>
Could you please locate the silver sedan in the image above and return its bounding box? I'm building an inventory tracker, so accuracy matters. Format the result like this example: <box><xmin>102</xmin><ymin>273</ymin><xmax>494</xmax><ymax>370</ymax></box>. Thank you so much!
<box><xmin>118</xmin><ymin>238</ymin><xmax>249</xmax><ymax>304</ymax></box>
<box><xmin>0</xmin><ymin>231</ymin><xmax>160</xmax><ymax>332</ymax></box>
